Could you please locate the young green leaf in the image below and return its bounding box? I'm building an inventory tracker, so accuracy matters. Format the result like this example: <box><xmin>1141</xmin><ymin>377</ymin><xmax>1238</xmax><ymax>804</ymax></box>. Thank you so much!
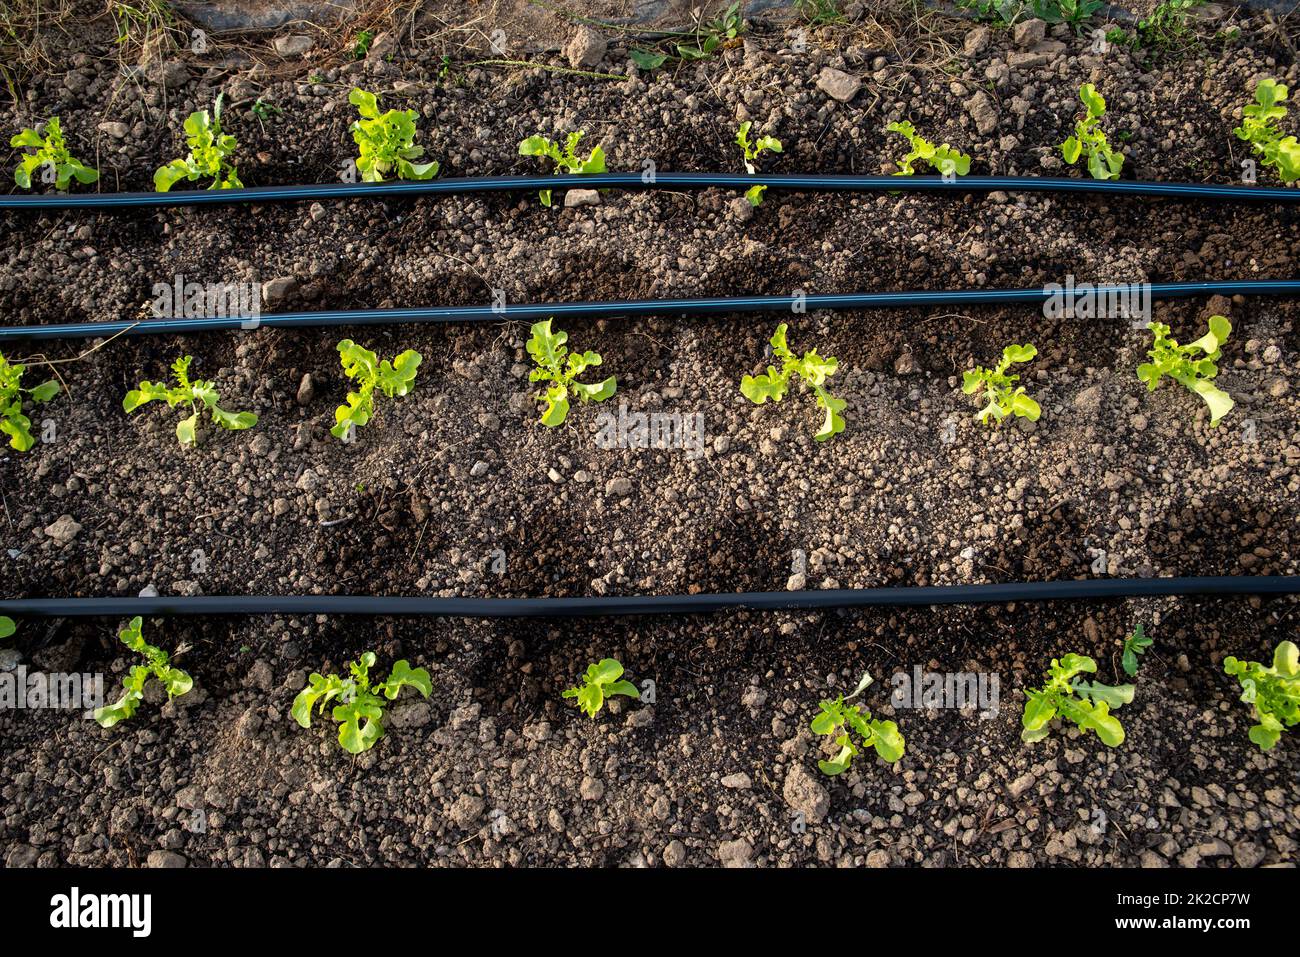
<box><xmin>1060</xmin><ymin>83</ymin><xmax>1124</xmax><ymax>180</ymax></box>
<box><xmin>348</xmin><ymin>87</ymin><xmax>440</xmax><ymax>182</ymax></box>
<box><xmin>962</xmin><ymin>343</ymin><xmax>1040</xmax><ymax>427</ymax></box>
<box><xmin>740</xmin><ymin>323</ymin><xmax>845</xmax><ymax>440</ymax></box>
<box><xmin>93</xmin><ymin>617</ymin><xmax>192</xmax><ymax>728</ymax></box>
<box><xmin>0</xmin><ymin>351</ymin><xmax>60</xmax><ymax>452</ymax></box>
<box><xmin>885</xmin><ymin>120</ymin><xmax>971</xmax><ymax>177</ymax></box>
<box><xmin>809</xmin><ymin>690</ymin><xmax>906</xmax><ymax>776</ymax></box>
<box><xmin>562</xmin><ymin>657</ymin><xmax>640</xmax><ymax>719</ymax></box>
<box><xmin>1122</xmin><ymin>623</ymin><xmax>1153</xmax><ymax>677</ymax></box>
<box><xmin>526</xmin><ymin>319</ymin><xmax>616</xmax><ymax>427</ymax></box>
<box><xmin>517</xmin><ymin>131</ymin><xmax>606</xmax><ymax>206</ymax></box>
<box><xmin>1021</xmin><ymin>653</ymin><xmax>1133</xmax><ymax>747</ymax></box>
<box><xmin>1234</xmin><ymin>78</ymin><xmax>1300</xmax><ymax>184</ymax></box>
<box><xmin>0</xmin><ymin>616</ymin><xmax>15</xmax><ymax>640</ymax></box>
<box><xmin>1137</xmin><ymin>315</ymin><xmax>1233</xmax><ymax>426</ymax></box>
<box><xmin>154</xmin><ymin>95</ymin><xmax>242</xmax><ymax>191</ymax></box>
<box><xmin>736</xmin><ymin>121</ymin><xmax>783</xmax><ymax>206</ymax></box>
<box><xmin>1223</xmin><ymin>641</ymin><xmax>1299</xmax><ymax>751</ymax></box>
<box><xmin>124</xmin><ymin>355</ymin><xmax>258</xmax><ymax>447</ymax></box>
<box><xmin>331</xmin><ymin>339</ymin><xmax>422</xmax><ymax>441</ymax></box>
<box><xmin>10</xmin><ymin>116</ymin><xmax>99</xmax><ymax>191</ymax></box>
<box><xmin>293</xmin><ymin>654</ymin><xmax>432</xmax><ymax>754</ymax></box>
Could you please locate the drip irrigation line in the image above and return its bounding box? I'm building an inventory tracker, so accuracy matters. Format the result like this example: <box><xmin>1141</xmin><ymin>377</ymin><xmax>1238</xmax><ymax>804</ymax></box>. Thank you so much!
<box><xmin>4</xmin><ymin>280</ymin><xmax>1300</xmax><ymax>342</ymax></box>
<box><xmin>1</xmin><ymin>577</ymin><xmax>1297</xmax><ymax>620</ymax></box>
<box><xmin>2</xmin><ymin>173</ymin><xmax>1299</xmax><ymax>210</ymax></box>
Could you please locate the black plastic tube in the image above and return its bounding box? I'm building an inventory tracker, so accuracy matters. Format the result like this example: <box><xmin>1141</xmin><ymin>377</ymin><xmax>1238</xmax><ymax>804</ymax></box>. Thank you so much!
<box><xmin>4</xmin><ymin>280</ymin><xmax>1299</xmax><ymax>342</ymax></box>
<box><xmin>1</xmin><ymin>173</ymin><xmax>1298</xmax><ymax>210</ymax></box>
<box><xmin>1</xmin><ymin>577</ymin><xmax>1297</xmax><ymax>619</ymax></box>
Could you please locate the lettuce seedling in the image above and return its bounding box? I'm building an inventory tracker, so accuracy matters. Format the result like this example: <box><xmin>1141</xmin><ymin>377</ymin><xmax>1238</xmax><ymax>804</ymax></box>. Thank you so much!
<box><xmin>348</xmin><ymin>88</ymin><xmax>440</xmax><ymax>182</ymax></box>
<box><xmin>1234</xmin><ymin>78</ymin><xmax>1300</xmax><ymax>184</ymax></box>
<box><xmin>962</xmin><ymin>344</ymin><xmax>1040</xmax><ymax>427</ymax></box>
<box><xmin>526</xmin><ymin>319</ymin><xmax>616</xmax><ymax>427</ymax></box>
<box><xmin>562</xmin><ymin>658</ymin><xmax>639</xmax><ymax>718</ymax></box>
<box><xmin>0</xmin><ymin>616</ymin><xmax>14</xmax><ymax>639</ymax></box>
<box><xmin>0</xmin><ymin>351</ymin><xmax>60</xmax><ymax>452</ymax></box>
<box><xmin>886</xmin><ymin>120</ymin><xmax>971</xmax><ymax>177</ymax></box>
<box><xmin>1122</xmin><ymin>623</ymin><xmax>1152</xmax><ymax>677</ymax></box>
<box><xmin>736</xmin><ymin>120</ymin><xmax>783</xmax><ymax>206</ymax></box>
<box><xmin>10</xmin><ymin>117</ymin><xmax>99</xmax><ymax>191</ymax></box>
<box><xmin>1021</xmin><ymin>653</ymin><xmax>1133</xmax><ymax>747</ymax></box>
<box><xmin>154</xmin><ymin>94</ymin><xmax>242</xmax><ymax>191</ymax></box>
<box><xmin>1137</xmin><ymin>315</ymin><xmax>1233</xmax><ymax>426</ymax></box>
<box><xmin>124</xmin><ymin>355</ymin><xmax>258</xmax><ymax>447</ymax></box>
<box><xmin>1061</xmin><ymin>83</ymin><xmax>1123</xmax><ymax>180</ymax></box>
<box><xmin>810</xmin><ymin>673</ymin><xmax>905</xmax><ymax>775</ymax></box>
<box><xmin>1223</xmin><ymin>641</ymin><xmax>1299</xmax><ymax>751</ymax></box>
<box><xmin>93</xmin><ymin>617</ymin><xmax>192</xmax><ymax>728</ymax></box>
<box><xmin>741</xmin><ymin>323</ymin><xmax>845</xmax><ymax>441</ymax></box>
<box><xmin>332</xmin><ymin>339</ymin><xmax>422</xmax><ymax>441</ymax></box>
<box><xmin>293</xmin><ymin>652</ymin><xmax>432</xmax><ymax>754</ymax></box>
<box><xmin>518</xmin><ymin>131</ymin><xmax>606</xmax><ymax>207</ymax></box>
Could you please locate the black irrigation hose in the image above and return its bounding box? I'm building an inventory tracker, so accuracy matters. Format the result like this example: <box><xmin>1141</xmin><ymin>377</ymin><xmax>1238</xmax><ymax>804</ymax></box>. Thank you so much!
<box><xmin>1</xmin><ymin>173</ymin><xmax>1299</xmax><ymax>210</ymax></box>
<box><xmin>5</xmin><ymin>281</ymin><xmax>1300</xmax><ymax>342</ymax></box>
<box><xmin>2</xmin><ymin>577</ymin><xmax>1298</xmax><ymax>619</ymax></box>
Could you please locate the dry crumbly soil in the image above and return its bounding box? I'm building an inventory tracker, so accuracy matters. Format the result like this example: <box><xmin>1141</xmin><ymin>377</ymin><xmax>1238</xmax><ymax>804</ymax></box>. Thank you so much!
<box><xmin>0</xmin><ymin>2</ymin><xmax>1298</xmax><ymax>868</ymax></box>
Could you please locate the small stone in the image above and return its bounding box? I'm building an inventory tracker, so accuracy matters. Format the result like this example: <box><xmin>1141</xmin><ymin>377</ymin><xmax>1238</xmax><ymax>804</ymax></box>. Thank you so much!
<box><xmin>44</xmin><ymin>515</ymin><xmax>82</xmax><ymax>544</ymax></box>
<box><xmin>1072</xmin><ymin>385</ymin><xmax>1103</xmax><ymax>414</ymax></box>
<box><xmin>564</xmin><ymin>26</ymin><xmax>607</xmax><ymax>69</ymax></box>
<box><xmin>605</xmin><ymin>477</ymin><xmax>633</xmax><ymax>497</ymax></box>
<box><xmin>580</xmin><ymin>776</ymin><xmax>605</xmax><ymax>801</ymax></box>
<box><xmin>155</xmin><ymin>61</ymin><xmax>190</xmax><ymax>89</ymax></box>
<box><xmin>146</xmin><ymin>850</ymin><xmax>188</xmax><ymax>868</ymax></box>
<box><xmin>663</xmin><ymin>839</ymin><xmax>687</xmax><ymax>867</ymax></box>
<box><xmin>964</xmin><ymin>26</ymin><xmax>990</xmax><ymax>55</ymax></box>
<box><xmin>894</xmin><ymin>351</ymin><xmax>920</xmax><ymax>375</ymax></box>
<box><xmin>262</xmin><ymin>276</ymin><xmax>298</xmax><ymax>305</ymax></box>
<box><xmin>296</xmin><ymin>373</ymin><xmax>315</xmax><ymax>406</ymax></box>
<box><xmin>448</xmin><ymin>793</ymin><xmax>485</xmax><ymax>828</ymax></box>
<box><xmin>563</xmin><ymin>188</ymin><xmax>601</xmax><ymax>207</ymax></box>
<box><xmin>1013</xmin><ymin>18</ymin><xmax>1047</xmax><ymax>47</ymax></box>
<box><xmin>274</xmin><ymin>35</ymin><xmax>315</xmax><ymax>58</ymax></box>
<box><xmin>786</xmin><ymin>573</ymin><xmax>807</xmax><ymax>591</ymax></box>
<box><xmin>967</xmin><ymin>90</ymin><xmax>998</xmax><ymax>136</ymax></box>
<box><xmin>721</xmin><ymin>772</ymin><xmax>752</xmax><ymax>790</ymax></box>
<box><xmin>782</xmin><ymin>764</ymin><xmax>830</xmax><ymax>824</ymax></box>
<box><xmin>730</xmin><ymin>197</ymin><xmax>754</xmax><ymax>222</ymax></box>
<box><xmin>817</xmin><ymin>67</ymin><xmax>861</xmax><ymax>103</ymax></box>
<box><xmin>98</xmin><ymin>121</ymin><xmax>129</xmax><ymax>139</ymax></box>
<box><xmin>717</xmin><ymin>837</ymin><xmax>753</xmax><ymax>868</ymax></box>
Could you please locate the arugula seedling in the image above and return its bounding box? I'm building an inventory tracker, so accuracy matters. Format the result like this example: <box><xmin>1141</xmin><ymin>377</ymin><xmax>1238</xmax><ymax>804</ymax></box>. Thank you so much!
<box><xmin>810</xmin><ymin>672</ymin><xmax>905</xmax><ymax>775</ymax></box>
<box><xmin>629</xmin><ymin>1</ymin><xmax>743</xmax><ymax>69</ymax></box>
<box><xmin>1022</xmin><ymin>653</ymin><xmax>1133</xmax><ymax>746</ymax></box>
<box><xmin>352</xmin><ymin>29</ymin><xmax>374</xmax><ymax>58</ymax></box>
<box><xmin>736</xmin><ymin>120</ymin><xmax>783</xmax><ymax>206</ymax></box>
<box><xmin>962</xmin><ymin>343</ymin><xmax>1040</xmax><ymax>427</ymax></box>
<box><xmin>740</xmin><ymin>323</ymin><xmax>845</xmax><ymax>441</ymax></box>
<box><xmin>1223</xmin><ymin>641</ymin><xmax>1298</xmax><ymax>751</ymax></box>
<box><xmin>154</xmin><ymin>94</ymin><xmax>243</xmax><ymax>191</ymax></box>
<box><xmin>93</xmin><ymin>617</ymin><xmax>192</xmax><ymax>728</ymax></box>
<box><xmin>1061</xmin><ymin>83</ymin><xmax>1123</xmax><ymax>180</ymax></box>
<box><xmin>526</xmin><ymin>319</ymin><xmax>616</xmax><ymax>427</ymax></box>
<box><xmin>885</xmin><ymin>120</ymin><xmax>971</xmax><ymax>177</ymax></box>
<box><xmin>562</xmin><ymin>658</ymin><xmax>639</xmax><ymax>718</ymax></box>
<box><xmin>124</xmin><ymin>355</ymin><xmax>258</xmax><ymax>447</ymax></box>
<box><xmin>1122</xmin><ymin>623</ymin><xmax>1152</xmax><ymax>677</ymax></box>
<box><xmin>348</xmin><ymin>88</ymin><xmax>440</xmax><ymax>182</ymax></box>
<box><xmin>518</xmin><ymin>131</ymin><xmax>606</xmax><ymax>207</ymax></box>
<box><xmin>1137</xmin><ymin>315</ymin><xmax>1233</xmax><ymax>426</ymax></box>
<box><xmin>10</xmin><ymin>117</ymin><xmax>99</xmax><ymax>191</ymax></box>
<box><xmin>293</xmin><ymin>652</ymin><xmax>432</xmax><ymax>753</ymax></box>
<box><xmin>332</xmin><ymin>339</ymin><xmax>422</xmax><ymax>441</ymax></box>
<box><xmin>0</xmin><ymin>351</ymin><xmax>60</xmax><ymax>452</ymax></box>
<box><xmin>1234</xmin><ymin>78</ymin><xmax>1300</xmax><ymax>184</ymax></box>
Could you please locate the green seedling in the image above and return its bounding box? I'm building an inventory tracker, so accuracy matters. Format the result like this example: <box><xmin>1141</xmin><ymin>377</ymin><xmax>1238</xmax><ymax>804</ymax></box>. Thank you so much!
<box><xmin>352</xmin><ymin>29</ymin><xmax>374</xmax><ymax>59</ymax></box>
<box><xmin>348</xmin><ymin>87</ymin><xmax>440</xmax><ymax>182</ymax></box>
<box><xmin>331</xmin><ymin>339</ymin><xmax>422</xmax><ymax>441</ymax></box>
<box><xmin>1031</xmin><ymin>0</ymin><xmax>1104</xmax><ymax>25</ymax></box>
<box><xmin>526</xmin><ymin>319</ymin><xmax>616</xmax><ymax>427</ymax></box>
<box><xmin>0</xmin><ymin>617</ymin><xmax>13</xmax><ymax>639</ymax></box>
<box><xmin>962</xmin><ymin>344</ymin><xmax>1040</xmax><ymax>427</ymax></box>
<box><xmin>954</xmin><ymin>0</ymin><xmax>1021</xmax><ymax>24</ymax></box>
<box><xmin>1234</xmin><ymin>78</ymin><xmax>1300</xmax><ymax>184</ymax></box>
<box><xmin>155</xmin><ymin>94</ymin><xmax>242</xmax><ymax>191</ymax></box>
<box><xmin>293</xmin><ymin>652</ymin><xmax>432</xmax><ymax>754</ymax></box>
<box><xmin>740</xmin><ymin>323</ymin><xmax>845</xmax><ymax>441</ymax></box>
<box><xmin>886</xmin><ymin>120</ymin><xmax>971</xmax><ymax>177</ymax></box>
<box><xmin>631</xmin><ymin>1</ymin><xmax>744</xmax><ymax>68</ymax></box>
<box><xmin>518</xmin><ymin>131</ymin><xmax>606</xmax><ymax>207</ymax></box>
<box><xmin>1022</xmin><ymin>653</ymin><xmax>1134</xmax><ymax>747</ymax></box>
<box><xmin>0</xmin><ymin>351</ymin><xmax>60</xmax><ymax>452</ymax></box>
<box><xmin>1122</xmin><ymin>623</ymin><xmax>1152</xmax><ymax>677</ymax></box>
<box><xmin>810</xmin><ymin>672</ymin><xmax>905</xmax><ymax>775</ymax></box>
<box><xmin>10</xmin><ymin>117</ymin><xmax>99</xmax><ymax>191</ymax></box>
<box><xmin>1137</xmin><ymin>315</ymin><xmax>1233</xmax><ymax>426</ymax></box>
<box><xmin>124</xmin><ymin>355</ymin><xmax>258</xmax><ymax>447</ymax></box>
<box><xmin>795</xmin><ymin>0</ymin><xmax>846</xmax><ymax>26</ymax></box>
<box><xmin>1223</xmin><ymin>641</ymin><xmax>1298</xmax><ymax>751</ymax></box>
<box><xmin>562</xmin><ymin>658</ymin><xmax>639</xmax><ymax>718</ymax></box>
<box><xmin>93</xmin><ymin>617</ymin><xmax>192</xmax><ymax>728</ymax></box>
<box><xmin>250</xmin><ymin>98</ymin><xmax>282</xmax><ymax>129</ymax></box>
<box><xmin>736</xmin><ymin>120</ymin><xmax>783</xmax><ymax>206</ymax></box>
<box><xmin>1061</xmin><ymin>83</ymin><xmax>1123</xmax><ymax>180</ymax></box>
